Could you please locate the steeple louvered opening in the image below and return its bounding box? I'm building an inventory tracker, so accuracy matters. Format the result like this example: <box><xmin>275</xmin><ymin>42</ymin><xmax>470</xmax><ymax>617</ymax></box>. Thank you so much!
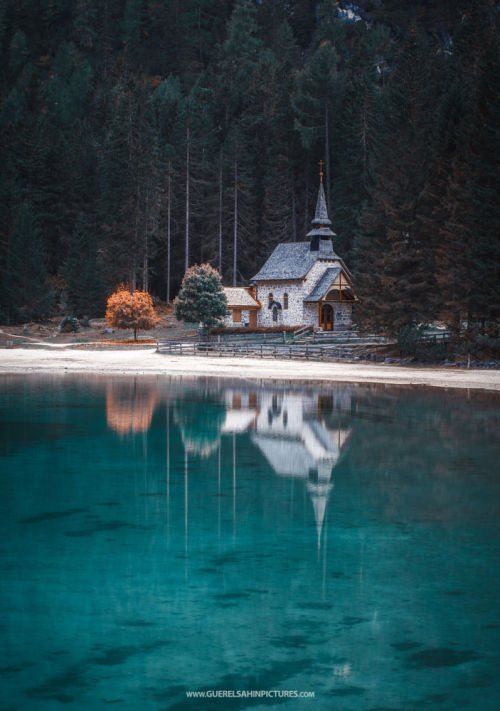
<box><xmin>307</xmin><ymin>181</ymin><xmax>336</xmax><ymax>252</ymax></box>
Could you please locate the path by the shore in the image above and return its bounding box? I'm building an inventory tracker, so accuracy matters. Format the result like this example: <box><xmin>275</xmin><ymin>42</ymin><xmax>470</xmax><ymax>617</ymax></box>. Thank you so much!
<box><xmin>0</xmin><ymin>347</ymin><xmax>499</xmax><ymax>391</ymax></box>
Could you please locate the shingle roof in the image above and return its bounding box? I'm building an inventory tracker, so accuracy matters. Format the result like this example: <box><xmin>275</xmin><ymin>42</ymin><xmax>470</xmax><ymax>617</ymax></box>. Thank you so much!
<box><xmin>223</xmin><ymin>287</ymin><xmax>260</xmax><ymax>308</ymax></box>
<box><xmin>251</xmin><ymin>241</ymin><xmax>335</xmax><ymax>281</ymax></box>
<box><xmin>311</xmin><ymin>183</ymin><xmax>332</xmax><ymax>226</ymax></box>
<box><xmin>303</xmin><ymin>267</ymin><xmax>341</xmax><ymax>302</ymax></box>
<box><xmin>307</xmin><ymin>182</ymin><xmax>335</xmax><ymax>238</ymax></box>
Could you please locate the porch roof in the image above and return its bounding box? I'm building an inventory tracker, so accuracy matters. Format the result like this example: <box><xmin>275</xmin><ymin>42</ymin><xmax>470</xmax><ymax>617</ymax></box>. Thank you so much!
<box><xmin>303</xmin><ymin>267</ymin><xmax>341</xmax><ymax>302</ymax></box>
<box><xmin>223</xmin><ymin>287</ymin><xmax>260</xmax><ymax>308</ymax></box>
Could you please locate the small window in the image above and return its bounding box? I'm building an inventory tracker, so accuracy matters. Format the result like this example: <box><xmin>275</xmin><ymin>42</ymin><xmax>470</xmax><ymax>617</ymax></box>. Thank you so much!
<box><xmin>268</xmin><ymin>292</ymin><xmax>273</xmax><ymax>307</ymax></box>
<box><xmin>232</xmin><ymin>308</ymin><xmax>241</xmax><ymax>323</ymax></box>
<box><xmin>283</xmin><ymin>293</ymin><xmax>288</xmax><ymax>310</ymax></box>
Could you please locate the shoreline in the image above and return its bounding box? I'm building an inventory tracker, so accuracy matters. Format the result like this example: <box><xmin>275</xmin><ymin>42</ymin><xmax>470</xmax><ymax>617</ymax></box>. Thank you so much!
<box><xmin>0</xmin><ymin>347</ymin><xmax>499</xmax><ymax>392</ymax></box>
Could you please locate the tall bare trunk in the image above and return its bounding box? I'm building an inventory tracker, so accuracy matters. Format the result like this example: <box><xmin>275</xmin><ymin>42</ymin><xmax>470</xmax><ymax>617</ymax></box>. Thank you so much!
<box><xmin>218</xmin><ymin>152</ymin><xmax>223</xmax><ymax>276</ymax></box>
<box><xmin>185</xmin><ymin>124</ymin><xmax>190</xmax><ymax>272</ymax></box>
<box><xmin>292</xmin><ymin>179</ymin><xmax>297</xmax><ymax>242</ymax></box>
<box><xmin>143</xmin><ymin>181</ymin><xmax>150</xmax><ymax>292</ymax></box>
<box><xmin>233</xmin><ymin>156</ymin><xmax>238</xmax><ymax>287</ymax></box>
<box><xmin>167</xmin><ymin>162</ymin><xmax>171</xmax><ymax>302</ymax></box>
<box><xmin>325</xmin><ymin>100</ymin><xmax>330</xmax><ymax>210</ymax></box>
<box><xmin>304</xmin><ymin>170</ymin><xmax>309</xmax><ymax>233</ymax></box>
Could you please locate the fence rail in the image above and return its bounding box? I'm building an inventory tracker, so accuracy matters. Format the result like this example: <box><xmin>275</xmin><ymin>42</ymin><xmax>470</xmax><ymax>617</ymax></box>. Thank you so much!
<box><xmin>157</xmin><ymin>339</ymin><xmax>363</xmax><ymax>362</ymax></box>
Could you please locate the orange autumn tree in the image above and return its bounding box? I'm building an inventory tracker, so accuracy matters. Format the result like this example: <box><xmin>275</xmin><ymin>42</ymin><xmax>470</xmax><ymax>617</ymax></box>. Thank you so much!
<box><xmin>105</xmin><ymin>286</ymin><xmax>158</xmax><ymax>341</ymax></box>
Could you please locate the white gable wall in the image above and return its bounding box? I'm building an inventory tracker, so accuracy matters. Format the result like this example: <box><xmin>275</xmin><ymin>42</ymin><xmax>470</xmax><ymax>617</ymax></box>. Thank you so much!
<box><xmin>256</xmin><ymin>257</ymin><xmax>341</xmax><ymax>327</ymax></box>
<box><xmin>303</xmin><ymin>258</ymin><xmax>342</xmax><ymax>292</ymax></box>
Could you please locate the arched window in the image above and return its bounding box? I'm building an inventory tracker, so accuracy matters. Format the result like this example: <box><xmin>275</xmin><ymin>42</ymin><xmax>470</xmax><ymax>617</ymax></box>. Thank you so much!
<box><xmin>283</xmin><ymin>293</ymin><xmax>288</xmax><ymax>310</ymax></box>
<box><xmin>268</xmin><ymin>292</ymin><xmax>273</xmax><ymax>307</ymax></box>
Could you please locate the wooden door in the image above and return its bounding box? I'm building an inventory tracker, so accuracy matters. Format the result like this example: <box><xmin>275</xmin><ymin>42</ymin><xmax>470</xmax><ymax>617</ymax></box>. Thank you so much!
<box><xmin>320</xmin><ymin>304</ymin><xmax>334</xmax><ymax>331</ymax></box>
<box><xmin>249</xmin><ymin>310</ymin><xmax>257</xmax><ymax>328</ymax></box>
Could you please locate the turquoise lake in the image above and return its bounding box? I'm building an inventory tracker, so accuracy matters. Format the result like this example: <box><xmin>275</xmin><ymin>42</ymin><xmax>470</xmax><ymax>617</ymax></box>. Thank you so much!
<box><xmin>1</xmin><ymin>374</ymin><xmax>499</xmax><ymax>711</ymax></box>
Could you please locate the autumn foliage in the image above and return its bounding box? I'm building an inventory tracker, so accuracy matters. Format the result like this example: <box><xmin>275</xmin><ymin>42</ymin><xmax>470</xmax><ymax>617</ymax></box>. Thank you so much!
<box><xmin>105</xmin><ymin>286</ymin><xmax>158</xmax><ymax>340</ymax></box>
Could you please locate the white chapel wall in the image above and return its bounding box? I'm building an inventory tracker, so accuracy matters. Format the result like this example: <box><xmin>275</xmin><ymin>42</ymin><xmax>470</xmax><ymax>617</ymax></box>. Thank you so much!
<box><xmin>256</xmin><ymin>283</ymin><xmax>304</xmax><ymax>327</ymax></box>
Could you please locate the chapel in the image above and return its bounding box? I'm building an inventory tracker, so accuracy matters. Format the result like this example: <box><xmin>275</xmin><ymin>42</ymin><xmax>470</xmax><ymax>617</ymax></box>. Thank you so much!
<box><xmin>223</xmin><ymin>167</ymin><xmax>357</xmax><ymax>331</ymax></box>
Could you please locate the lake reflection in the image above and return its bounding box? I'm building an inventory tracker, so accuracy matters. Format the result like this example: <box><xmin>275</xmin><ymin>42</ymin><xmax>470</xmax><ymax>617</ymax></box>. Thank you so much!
<box><xmin>1</xmin><ymin>375</ymin><xmax>500</xmax><ymax>710</ymax></box>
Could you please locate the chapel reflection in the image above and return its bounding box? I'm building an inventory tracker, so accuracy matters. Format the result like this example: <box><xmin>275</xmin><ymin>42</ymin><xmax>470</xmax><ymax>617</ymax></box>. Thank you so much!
<box><xmin>219</xmin><ymin>386</ymin><xmax>353</xmax><ymax>550</ymax></box>
<box><xmin>106</xmin><ymin>379</ymin><xmax>159</xmax><ymax>436</ymax></box>
<box><xmin>174</xmin><ymin>392</ymin><xmax>226</xmax><ymax>458</ymax></box>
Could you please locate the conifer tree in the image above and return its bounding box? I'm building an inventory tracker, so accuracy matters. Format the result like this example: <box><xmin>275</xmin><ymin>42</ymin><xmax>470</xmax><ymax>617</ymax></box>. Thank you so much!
<box><xmin>356</xmin><ymin>27</ymin><xmax>442</xmax><ymax>333</ymax></box>
<box><xmin>292</xmin><ymin>40</ymin><xmax>340</xmax><ymax>210</ymax></box>
<box><xmin>2</xmin><ymin>201</ymin><xmax>54</xmax><ymax>323</ymax></box>
<box><xmin>62</xmin><ymin>215</ymin><xmax>104</xmax><ymax>318</ymax></box>
<box><xmin>175</xmin><ymin>263</ymin><xmax>228</xmax><ymax>329</ymax></box>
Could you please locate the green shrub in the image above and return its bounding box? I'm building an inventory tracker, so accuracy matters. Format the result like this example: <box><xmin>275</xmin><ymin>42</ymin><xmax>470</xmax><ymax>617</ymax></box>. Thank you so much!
<box><xmin>398</xmin><ymin>324</ymin><xmax>449</xmax><ymax>362</ymax></box>
<box><xmin>59</xmin><ymin>315</ymin><xmax>79</xmax><ymax>333</ymax></box>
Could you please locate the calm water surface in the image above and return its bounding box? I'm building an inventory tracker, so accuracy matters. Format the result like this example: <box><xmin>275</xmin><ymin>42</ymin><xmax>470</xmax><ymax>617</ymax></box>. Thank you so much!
<box><xmin>0</xmin><ymin>374</ymin><xmax>499</xmax><ymax>711</ymax></box>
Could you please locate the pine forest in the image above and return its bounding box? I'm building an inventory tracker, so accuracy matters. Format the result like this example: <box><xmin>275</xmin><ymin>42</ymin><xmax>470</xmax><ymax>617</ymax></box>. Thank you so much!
<box><xmin>0</xmin><ymin>0</ymin><xmax>499</xmax><ymax>335</ymax></box>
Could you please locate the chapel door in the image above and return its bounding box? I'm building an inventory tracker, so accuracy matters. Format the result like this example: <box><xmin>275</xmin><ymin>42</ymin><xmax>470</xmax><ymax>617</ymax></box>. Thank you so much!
<box><xmin>320</xmin><ymin>304</ymin><xmax>334</xmax><ymax>331</ymax></box>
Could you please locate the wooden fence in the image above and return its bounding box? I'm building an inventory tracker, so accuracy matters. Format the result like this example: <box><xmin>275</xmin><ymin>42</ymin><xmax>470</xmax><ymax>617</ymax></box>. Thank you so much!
<box><xmin>156</xmin><ymin>339</ymin><xmax>362</xmax><ymax>362</ymax></box>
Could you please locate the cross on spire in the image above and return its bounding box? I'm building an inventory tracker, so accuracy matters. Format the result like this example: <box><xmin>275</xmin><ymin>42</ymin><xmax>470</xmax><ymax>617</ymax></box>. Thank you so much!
<box><xmin>318</xmin><ymin>159</ymin><xmax>324</xmax><ymax>183</ymax></box>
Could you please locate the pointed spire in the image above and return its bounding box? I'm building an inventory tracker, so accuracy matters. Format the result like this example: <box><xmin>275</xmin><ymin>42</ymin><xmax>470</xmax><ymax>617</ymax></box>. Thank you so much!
<box><xmin>307</xmin><ymin>176</ymin><xmax>336</xmax><ymax>242</ymax></box>
<box><xmin>307</xmin><ymin>479</ymin><xmax>333</xmax><ymax>552</ymax></box>
<box><xmin>311</xmin><ymin>182</ymin><xmax>332</xmax><ymax>227</ymax></box>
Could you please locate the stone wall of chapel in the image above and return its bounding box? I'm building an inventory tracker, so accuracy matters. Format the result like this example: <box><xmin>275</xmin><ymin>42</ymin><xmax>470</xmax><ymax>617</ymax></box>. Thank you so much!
<box><xmin>303</xmin><ymin>303</ymin><xmax>319</xmax><ymax>326</ymax></box>
<box><xmin>256</xmin><ymin>283</ymin><xmax>304</xmax><ymax>326</ymax></box>
<box><xmin>253</xmin><ymin>259</ymin><xmax>351</xmax><ymax>329</ymax></box>
<box><xmin>222</xmin><ymin>309</ymin><xmax>253</xmax><ymax>327</ymax></box>
<box><xmin>334</xmin><ymin>303</ymin><xmax>353</xmax><ymax>330</ymax></box>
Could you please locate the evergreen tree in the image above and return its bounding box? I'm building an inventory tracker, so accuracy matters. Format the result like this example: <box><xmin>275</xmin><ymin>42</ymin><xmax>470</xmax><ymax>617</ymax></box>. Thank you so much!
<box><xmin>175</xmin><ymin>263</ymin><xmax>228</xmax><ymax>329</ymax></box>
<box><xmin>292</xmin><ymin>40</ymin><xmax>340</xmax><ymax>210</ymax></box>
<box><xmin>356</xmin><ymin>27</ymin><xmax>442</xmax><ymax>333</ymax></box>
<box><xmin>2</xmin><ymin>201</ymin><xmax>54</xmax><ymax>323</ymax></box>
<box><xmin>62</xmin><ymin>214</ymin><xmax>104</xmax><ymax>317</ymax></box>
<box><xmin>261</xmin><ymin>22</ymin><xmax>301</xmax><ymax>248</ymax></box>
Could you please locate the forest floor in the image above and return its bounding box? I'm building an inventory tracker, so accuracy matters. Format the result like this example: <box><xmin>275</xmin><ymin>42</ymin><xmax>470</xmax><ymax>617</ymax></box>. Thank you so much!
<box><xmin>0</xmin><ymin>347</ymin><xmax>499</xmax><ymax>392</ymax></box>
<box><xmin>0</xmin><ymin>304</ymin><xmax>197</xmax><ymax>347</ymax></box>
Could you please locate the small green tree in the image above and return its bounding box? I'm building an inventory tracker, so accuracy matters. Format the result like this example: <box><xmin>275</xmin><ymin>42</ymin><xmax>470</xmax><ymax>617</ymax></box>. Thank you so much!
<box><xmin>175</xmin><ymin>264</ymin><xmax>228</xmax><ymax>331</ymax></box>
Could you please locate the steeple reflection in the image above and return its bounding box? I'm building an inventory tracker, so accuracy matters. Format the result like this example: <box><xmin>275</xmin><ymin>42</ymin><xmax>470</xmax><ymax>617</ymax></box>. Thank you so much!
<box><xmin>220</xmin><ymin>387</ymin><xmax>353</xmax><ymax>550</ymax></box>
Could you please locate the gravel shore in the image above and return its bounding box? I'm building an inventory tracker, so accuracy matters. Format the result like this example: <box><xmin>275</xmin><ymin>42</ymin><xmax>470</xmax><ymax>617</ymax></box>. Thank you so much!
<box><xmin>1</xmin><ymin>347</ymin><xmax>499</xmax><ymax>391</ymax></box>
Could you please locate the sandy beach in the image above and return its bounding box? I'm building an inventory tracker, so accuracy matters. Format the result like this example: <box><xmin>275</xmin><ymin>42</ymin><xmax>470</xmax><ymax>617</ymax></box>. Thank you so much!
<box><xmin>0</xmin><ymin>347</ymin><xmax>499</xmax><ymax>391</ymax></box>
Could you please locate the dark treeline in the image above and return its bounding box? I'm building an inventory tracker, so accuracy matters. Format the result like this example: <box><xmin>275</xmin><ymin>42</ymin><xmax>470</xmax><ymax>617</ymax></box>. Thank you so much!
<box><xmin>0</xmin><ymin>0</ymin><xmax>498</xmax><ymax>333</ymax></box>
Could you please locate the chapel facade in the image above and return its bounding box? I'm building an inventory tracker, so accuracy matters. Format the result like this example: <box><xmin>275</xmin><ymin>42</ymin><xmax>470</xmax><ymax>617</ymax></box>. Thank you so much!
<box><xmin>222</xmin><ymin>174</ymin><xmax>357</xmax><ymax>331</ymax></box>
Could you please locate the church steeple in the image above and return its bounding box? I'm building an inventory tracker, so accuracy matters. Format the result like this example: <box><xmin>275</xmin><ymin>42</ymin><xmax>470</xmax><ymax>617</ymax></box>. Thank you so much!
<box><xmin>311</xmin><ymin>182</ymin><xmax>332</xmax><ymax>228</ymax></box>
<box><xmin>307</xmin><ymin>161</ymin><xmax>336</xmax><ymax>249</ymax></box>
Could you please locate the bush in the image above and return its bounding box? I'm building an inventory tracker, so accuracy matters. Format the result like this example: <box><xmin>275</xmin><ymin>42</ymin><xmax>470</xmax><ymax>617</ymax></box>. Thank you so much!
<box><xmin>59</xmin><ymin>316</ymin><xmax>79</xmax><ymax>333</ymax></box>
<box><xmin>398</xmin><ymin>324</ymin><xmax>451</xmax><ymax>362</ymax></box>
